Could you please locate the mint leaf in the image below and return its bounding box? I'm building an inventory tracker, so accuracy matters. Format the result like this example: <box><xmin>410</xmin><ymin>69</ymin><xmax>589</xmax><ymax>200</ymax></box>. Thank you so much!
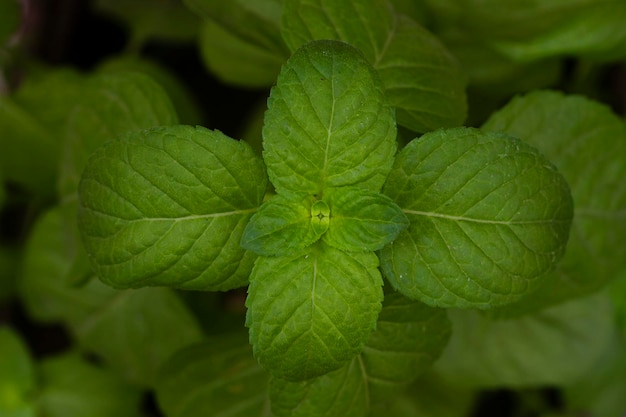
<box><xmin>156</xmin><ymin>333</ymin><xmax>270</xmax><ymax>417</ymax></box>
<box><xmin>433</xmin><ymin>292</ymin><xmax>614</xmax><ymax>387</ymax></box>
<box><xmin>269</xmin><ymin>293</ymin><xmax>451</xmax><ymax>416</ymax></box>
<box><xmin>59</xmin><ymin>71</ymin><xmax>179</xmax><ymax>201</ymax></box>
<box><xmin>71</xmin><ymin>287</ymin><xmax>203</xmax><ymax>387</ymax></box>
<box><xmin>78</xmin><ymin>125</ymin><xmax>267</xmax><ymax>291</ymax></box>
<box><xmin>37</xmin><ymin>353</ymin><xmax>142</xmax><ymax>417</ymax></box>
<box><xmin>186</xmin><ymin>0</ymin><xmax>288</xmax><ymax>87</ymax></box>
<box><xmin>482</xmin><ymin>91</ymin><xmax>626</xmax><ymax>313</ymax></box>
<box><xmin>241</xmin><ymin>194</ymin><xmax>321</xmax><ymax>256</ymax></box>
<box><xmin>281</xmin><ymin>0</ymin><xmax>467</xmax><ymax>133</ymax></box>
<box><xmin>381</xmin><ymin>127</ymin><xmax>573</xmax><ymax>309</ymax></box>
<box><xmin>263</xmin><ymin>40</ymin><xmax>397</xmax><ymax>196</ymax></box>
<box><xmin>246</xmin><ymin>241</ymin><xmax>383</xmax><ymax>381</ymax></box>
<box><xmin>324</xmin><ymin>187</ymin><xmax>408</xmax><ymax>252</ymax></box>
<box><xmin>0</xmin><ymin>328</ymin><xmax>36</xmax><ymax>417</ymax></box>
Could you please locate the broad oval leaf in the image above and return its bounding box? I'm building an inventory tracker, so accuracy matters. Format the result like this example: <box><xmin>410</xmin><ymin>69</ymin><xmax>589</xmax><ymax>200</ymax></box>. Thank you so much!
<box><xmin>0</xmin><ymin>328</ymin><xmax>36</xmax><ymax>416</ymax></box>
<box><xmin>281</xmin><ymin>0</ymin><xmax>467</xmax><ymax>133</ymax></box>
<box><xmin>482</xmin><ymin>91</ymin><xmax>626</xmax><ymax>314</ymax></box>
<box><xmin>246</xmin><ymin>242</ymin><xmax>383</xmax><ymax>381</ymax></box>
<box><xmin>156</xmin><ymin>333</ymin><xmax>270</xmax><ymax>417</ymax></box>
<box><xmin>269</xmin><ymin>293</ymin><xmax>451</xmax><ymax>416</ymax></box>
<box><xmin>262</xmin><ymin>40</ymin><xmax>397</xmax><ymax>196</ymax></box>
<box><xmin>381</xmin><ymin>127</ymin><xmax>573</xmax><ymax>309</ymax></box>
<box><xmin>78</xmin><ymin>125</ymin><xmax>267</xmax><ymax>291</ymax></box>
<box><xmin>324</xmin><ymin>187</ymin><xmax>408</xmax><ymax>252</ymax></box>
<box><xmin>241</xmin><ymin>193</ymin><xmax>320</xmax><ymax>256</ymax></box>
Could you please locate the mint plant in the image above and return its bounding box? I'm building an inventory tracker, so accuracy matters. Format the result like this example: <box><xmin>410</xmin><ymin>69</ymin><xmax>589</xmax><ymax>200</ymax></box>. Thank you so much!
<box><xmin>2</xmin><ymin>0</ymin><xmax>626</xmax><ymax>416</ymax></box>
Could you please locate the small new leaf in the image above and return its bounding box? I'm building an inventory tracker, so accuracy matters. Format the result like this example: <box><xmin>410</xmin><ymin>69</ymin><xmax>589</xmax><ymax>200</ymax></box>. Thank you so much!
<box><xmin>381</xmin><ymin>127</ymin><xmax>573</xmax><ymax>309</ymax></box>
<box><xmin>78</xmin><ymin>125</ymin><xmax>267</xmax><ymax>291</ymax></box>
<box><xmin>246</xmin><ymin>241</ymin><xmax>383</xmax><ymax>381</ymax></box>
<box><xmin>324</xmin><ymin>187</ymin><xmax>408</xmax><ymax>252</ymax></box>
<box><xmin>241</xmin><ymin>194</ymin><xmax>321</xmax><ymax>256</ymax></box>
<box><xmin>263</xmin><ymin>40</ymin><xmax>397</xmax><ymax>196</ymax></box>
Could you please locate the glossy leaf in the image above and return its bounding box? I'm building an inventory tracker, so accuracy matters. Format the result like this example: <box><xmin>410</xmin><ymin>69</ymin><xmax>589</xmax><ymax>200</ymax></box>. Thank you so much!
<box><xmin>381</xmin><ymin>127</ymin><xmax>573</xmax><ymax>309</ymax></box>
<box><xmin>78</xmin><ymin>125</ymin><xmax>267</xmax><ymax>291</ymax></box>
<box><xmin>483</xmin><ymin>91</ymin><xmax>626</xmax><ymax>313</ymax></box>
<box><xmin>281</xmin><ymin>0</ymin><xmax>467</xmax><ymax>132</ymax></box>
<box><xmin>324</xmin><ymin>187</ymin><xmax>408</xmax><ymax>252</ymax></box>
<box><xmin>262</xmin><ymin>40</ymin><xmax>397</xmax><ymax>196</ymax></box>
<box><xmin>156</xmin><ymin>333</ymin><xmax>270</xmax><ymax>417</ymax></box>
<box><xmin>246</xmin><ymin>242</ymin><xmax>383</xmax><ymax>381</ymax></box>
<box><xmin>269</xmin><ymin>293</ymin><xmax>452</xmax><ymax>416</ymax></box>
<box><xmin>37</xmin><ymin>353</ymin><xmax>142</xmax><ymax>417</ymax></box>
<box><xmin>71</xmin><ymin>287</ymin><xmax>203</xmax><ymax>387</ymax></box>
<box><xmin>241</xmin><ymin>194</ymin><xmax>321</xmax><ymax>256</ymax></box>
<box><xmin>0</xmin><ymin>328</ymin><xmax>36</xmax><ymax>417</ymax></box>
<box><xmin>433</xmin><ymin>292</ymin><xmax>615</xmax><ymax>387</ymax></box>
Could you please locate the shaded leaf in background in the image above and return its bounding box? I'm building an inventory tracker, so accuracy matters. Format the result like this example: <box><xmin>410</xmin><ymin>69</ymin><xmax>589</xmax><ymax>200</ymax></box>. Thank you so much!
<box><xmin>263</xmin><ymin>40</ymin><xmax>397</xmax><ymax>195</ymax></box>
<box><xmin>97</xmin><ymin>55</ymin><xmax>203</xmax><ymax>125</ymax></box>
<box><xmin>0</xmin><ymin>0</ymin><xmax>19</xmax><ymax>47</ymax></box>
<box><xmin>95</xmin><ymin>0</ymin><xmax>199</xmax><ymax>49</ymax></box>
<box><xmin>381</xmin><ymin>127</ymin><xmax>573</xmax><ymax>309</ymax></box>
<box><xmin>433</xmin><ymin>292</ymin><xmax>615</xmax><ymax>387</ymax></box>
<box><xmin>0</xmin><ymin>327</ymin><xmax>36</xmax><ymax>417</ymax></box>
<box><xmin>281</xmin><ymin>0</ymin><xmax>467</xmax><ymax>133</ymax></box>
<box><xmin>269</xmin><ymin>293</ymin><xmax>451</xmax><ymax>416</ymax></box>
<box><xmin>185</xmin><ymin>0</ymin><xmax>287</xmax><ymax>87</ymax></box>
<box><xmin>36</xmin><ymin>353</ymin><xmax>142</xmax><ymax>417</ymax></box>
<box><xmin>78</xmin><ymin>125</ymin><xmax>266</xmax><ymax>291</ymax></box>
<box><xmin>156</xmin><ymin>333</ymin><xmax>270</xmax><ymax>417</ymax></box>
<box><xmin>247</xmin><ymin>242</ymin><xmax>383</xmax><ymax>381</ymax></box>
<box><xmin>71</xmin><ymin>287</ymin><xmax>203</xmax><ymax>387</ymax></box>
<box><xmin>0</xmin><ymin>68</ymin><xmax>85</xmax><ymax>197</ymax></box>
<box><xmin>483</xmin><ymin>91</ymin><xmax>626</xmax><ymax>314</ymax></box>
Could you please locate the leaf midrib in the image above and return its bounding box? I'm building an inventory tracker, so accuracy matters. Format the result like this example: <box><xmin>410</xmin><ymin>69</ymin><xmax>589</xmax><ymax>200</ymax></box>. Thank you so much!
<box><xmin>403</xmin><ymin>209</ymin><xmax>568</xmax><ymax>225</ymax></box>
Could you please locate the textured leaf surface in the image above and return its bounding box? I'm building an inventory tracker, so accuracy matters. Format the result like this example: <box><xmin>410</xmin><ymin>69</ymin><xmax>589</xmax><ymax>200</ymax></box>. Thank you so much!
<box><xmin>483</xmin><ymin>91</ymin><xmax>626</xmax><ymax>313</ymax></box>
<box><xmin>0</xmin><ymin>328</ymin><xmax>35</xmax><ymax>416</ymax></box>
<box><xmin>433</xmin><ymin>292</ymin><xmax>614</xmax><ymax>387</ymax></box>
<box><xmin>324</xmin><ymin>187</ymin><xmax>408</xmax><ymax>252</ymax></box>
<box><xmin>156</xmin><ymin>334</ymin><xmax>270</xmax><ymax>417</ymax></box>
<box><xmin>78</xmin><ymin>125</ymin><xmax>266</xmax><ymax>290</ymax></box>
<box><xmin>241</xmin><ymin>194</ymin><xmax>320</xmax><ymax>256</ymax></box>
<box><xmin>71</xmin><ymin>287</ymin><xmax>203</xmax><ymax>386</ymax></box>
<box><xmin>381</xmin><ymin>127</ymin><xmax>573</xmax><ymax>309</ymax></box>
<box><xmin>263</xmin><ymin>40</ymin><xmax>397</xmax><ymax>196</ymax></box>
<box><xmin>269</xmin><ymin>293</ymin><xmax>451</xmax><ymax>416</ymax></box>
<box><xmin>37</xmin><ymin>353</ymin><xmax>142</xmax><ymax>417</ymax></box>
<box><xmin>247</xmin><ymin>242</ymin><xmax>383</xmax><ymax>381</ymax></box>
<box><xmin>281</xmin><ymin>0</ymin><xmax>467</xmax><ymax>132</ymax></box>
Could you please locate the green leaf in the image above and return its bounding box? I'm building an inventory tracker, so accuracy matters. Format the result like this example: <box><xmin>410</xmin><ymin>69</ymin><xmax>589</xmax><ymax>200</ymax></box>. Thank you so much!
<box><xmin>36</xmin><ymin>353</ymin><xmax>142</xmax><ymax>417</ymax></box>
<box><xmin>482</xmin><ymin>91</ymin><xmax>626</xmax><ymax>313</ymax></box>
<box><xmin>78</xmin><ymin>125</ymin><xmax>267</xmax><ymax>291</ymax></box>
<box><xmin>0</xmin><ymin>0</ymin><xmax>19</xmax><ymax>47</ymax></box>
<box><xmin>380</xmin><ymin>127</ymin><xmax>573</xmax><ymax>309</ymax></box>
<box><xmin>0</xmin><ymin>68</ymin><xmax>85</xmax><ymax>197</ymax></box>
<box><xmin>0</xmin><ymin>328</ymin><xmax>36</xmax><ymax>417</ymax></box>
<box><xmin>324</xmin><ymin>187</ymin><xmax>408</xmax><ymax>252</ymax></box>
<box><xmin>97</xmin><ymin>55</ymin><xmax>202</xmax><ymax>125</ymax></box>
<box><xmin>246</xmin><ymin>241</ymin><xmax>383</xmax><ymax>381</ymax></box>
<box><xmin>18</xmin><ymin>207</ymin><xmax>117</xmax><ymax>324</ymax></box>
<box><xmin>156</xmin><ymin>333</ymin><xmax>270</xmax><ymax>417</ymax></box>
<box><xmin>269</xmin><ymin>293</ymin><xmax>451</xmax><ymax>416</ymax></box>
<box><xmin>59</xmin><ymin>71</ymin><xmax>179</xmax><ymax>201</ymax></box>
<box><xmin>432</xmin><ymin>292</ymin><xmax>615</xmax><ymax>387</ymax></box>
<box><xmin>241</xmin><ymin>193</ymin><xmax>321</xmax><ymax>256</ymax></box>
<box><xmin>94</xmin><ymin>0</ymin><xmax>199</xmax><ymax>47</ymax></box>
<box><xmin>71</xmin><ymin>287</ymin><xmax>203</xmax><ymax>387</ymax></box>
<box><xmin>263</xmin><ymin>40</ymin><xmax>397</xmax><ymax>196</ymax></box>
<box><xmin>281</xmin><ymin>0</ymin><xmax>467</xmax><ymax>133</ymax></box>
<box><xmin>198</xmin><ymin>19</ymin><xmax>285</xmax><ymax>88</ymax></box>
